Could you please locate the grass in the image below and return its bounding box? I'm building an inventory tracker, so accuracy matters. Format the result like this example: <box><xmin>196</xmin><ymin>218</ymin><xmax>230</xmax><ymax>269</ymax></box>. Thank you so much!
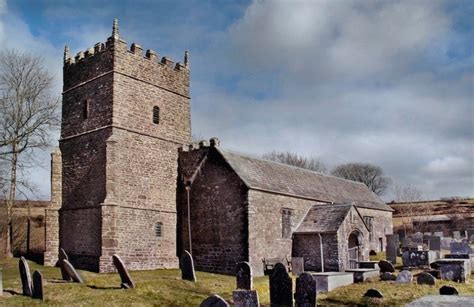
<box><xmin>1</xmin><ymin>257</ymin><xmax>473</xmax><ymax>306</ymax></box>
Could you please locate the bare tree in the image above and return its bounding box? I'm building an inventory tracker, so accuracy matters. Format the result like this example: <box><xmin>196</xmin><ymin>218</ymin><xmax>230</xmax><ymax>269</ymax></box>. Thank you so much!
<box><xmin>393</xmin><ymin>183</ymin><xmax>423</xmax><ymax>202</ymax></box>
<box><xmin>331</xmin><ymin>162</ymin><xmax>390</xmax><ymax>195</ymax></box>
<box><xmin>262</xmin><ymin>151</ymin><xmax>327</xmax><ymax>173</ymax></box>
<box><xmin>0</xmin><ymin>49</ymin><xmax>59</xmax><ymax>257</ymax></box>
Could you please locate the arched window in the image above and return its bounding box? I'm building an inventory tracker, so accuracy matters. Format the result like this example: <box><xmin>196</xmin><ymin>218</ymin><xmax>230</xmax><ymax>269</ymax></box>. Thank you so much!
<box><xmin>153</xmin><ymin>106</ymin><xmax>160</xmax><ymax>124</ymax></box>
<box><xmin>155</xmin><ymin>222</ymin><xmax>163</xmax><ymax>237</ymax></box>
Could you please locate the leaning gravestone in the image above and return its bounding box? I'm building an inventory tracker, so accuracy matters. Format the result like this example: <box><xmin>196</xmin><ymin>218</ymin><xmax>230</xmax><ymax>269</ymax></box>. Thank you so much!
<box><xmin>19</xmin><ymin>256</ymin><xmax>33</xmax><ymax>297</ymax></box>
<box><xmin>32</xmin><ymin>271</ymin><xmax>44</xmax><ymax>301</ymax></box>
<box><xmin>291</xmin><ymin>257</ymin><xmax>304</xmax><ymax>276</ymax></box>
<box><xmin>396</xmin><ymin>270</ymin><xmax>413</xmax><ymax>284</ymax></box>
<box><xmin>378</xmin><ymin>260</ymin><xmax>395</xmax><ymax>273</ymax></box>
<box><xmin>450</xmin><ymin>242</ymin><xmax>472</xmax><ymax>255</ymax></box>
<box><xmin>180</xmin><ymin>250</ymin><xmax>197</xmax><ymax>282</ymax></box>
<box><xmin>294</xmin><ymin>272</ymin><xmax>316</xmax><ymax>307</ymax></box>
<box><xmin>439</xmin><ymin>285</ymin><xmax>458</xmax><ymax>295</ymax></box>
<box><xmin>62</xmin><ymin>259</ymin><xmax>83</xmax><ymax>283</ymax></box>
<box><xmin>416</xmin><ymin>272</ymin><xmax>436</xmax><ymax>285</ymax></box>
<box><xmin>233</xmin><ymin>289</ymin><xmax>259</xmax><ymax>307</ymax></box>
<box><xmin>236</xmin><ymin>262</ymin><xmax>252</xmax><ymax>290</ymax></box>
<box><xmin>364</xmin><ymin>288</ymin><xmax>383</xmax><ymax>298</ymax></box>
<box><xmin>270</xmin><ymin>263</ymin><xmax>293</xmax><ymax>307</ymax></box>
<box><xmin>59</xmin><ymin>248</ymin><xmax>71</xmax><ymax>281</ymax></box>
<box><xmin>112</xmin><ymin>254</ymin><xmax>136</xmax><ymax>288</ymax></box>
<box><xmin>200</xmin><ymin>294</ymin><xmax>230</xmax><ymax>307</ymax></box>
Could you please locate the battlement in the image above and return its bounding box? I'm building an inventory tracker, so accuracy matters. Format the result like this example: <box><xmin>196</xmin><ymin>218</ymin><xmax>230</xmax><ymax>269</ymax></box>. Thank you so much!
<box><xmin>179</xmin><ymin>137</ymin><xmax>220</xmax><ymax>153</ymax></box>
<box><xmin>63</xmin><ymin>19</ymin><xmax>189</xmax><ymax>95</ymax></box>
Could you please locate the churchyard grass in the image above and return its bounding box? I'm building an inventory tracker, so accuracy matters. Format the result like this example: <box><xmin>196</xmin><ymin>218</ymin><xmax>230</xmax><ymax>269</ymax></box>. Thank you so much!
<box><xmin>1</xmin><ymin>257</ymin><xmax>473</xmax><ymax>305</ymax></box>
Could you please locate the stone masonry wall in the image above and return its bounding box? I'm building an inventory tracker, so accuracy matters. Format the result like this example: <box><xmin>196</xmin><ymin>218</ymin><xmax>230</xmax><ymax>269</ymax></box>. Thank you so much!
<box><xmin>44</xmin><ymin>149</ymin><xmax>62</xmax><ymax>266</ymax></box>
<box><xmin>178</xmin><ymin>147</ymin><xmax>248</xmax><ymax>275</ymax></box>
<box><xmin>247</xmin><ymin>190</ymin><xmax>320</xmax><ymax>276</ymax></box>
<box><xmin>356</xmin><ymin>207</ymin><xmax>393</xmax><ymax>253</ymax></box>
<box><xmin>293</xmin><ymin>234</ymin><xmax>339</xmax><ymax>272</ymax></box>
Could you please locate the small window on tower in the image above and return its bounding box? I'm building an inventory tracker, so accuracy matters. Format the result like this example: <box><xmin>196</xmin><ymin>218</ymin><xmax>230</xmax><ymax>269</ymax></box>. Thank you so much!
<box><xmin>155</xmin><ymin>222</ymin><xmax>163</xmax><ymax>237</ymax></box>
<box><xmin>82</xmin><ymin>99</ymin><xmax>89</xmax><ymax>119</ymax></box>
<box><xmin>153</xmin><ymin>106</ymin><xmax>160</xmax><ymax>124</ymax></box>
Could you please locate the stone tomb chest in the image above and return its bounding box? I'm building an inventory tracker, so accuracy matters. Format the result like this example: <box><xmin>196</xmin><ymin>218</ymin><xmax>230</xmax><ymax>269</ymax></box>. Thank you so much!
<box><xmin>311</xmin><ymin>272</ymin><xmax>353</xmax><ymax>293</ymax></box>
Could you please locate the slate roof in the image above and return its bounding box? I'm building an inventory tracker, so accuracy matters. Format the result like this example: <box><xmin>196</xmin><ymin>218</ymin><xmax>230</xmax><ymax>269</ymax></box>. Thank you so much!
<box><xmin>216</xmin><ymin>148</ymin><xmax>392</xmax><ymax>211</ymax></box>
<box><xmin>294</xmin><ymin>204</ymin><xmax>353</xmax><ymax>233</ymax></box>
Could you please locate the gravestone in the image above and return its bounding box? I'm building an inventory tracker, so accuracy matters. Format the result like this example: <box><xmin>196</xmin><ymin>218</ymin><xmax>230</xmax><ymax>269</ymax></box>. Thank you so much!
<box><xmin>450</xmin><ymin>242</ymin><xmax>472</xmax><ymax>255</ymax></box>
<box><xmin>380</xmin><ymin>272</ymin><xmax>396</xmax><ymax>281</ymax></box>
<box><xmin>436</xmin><ymin>259</ymin><xmax>469</xmax><ymax>282</ymax></box>
<box><xmin>453</xmin><ymin>231</ymin><xmax>461</xmax><ymax>240</ymax></box>
<box><xmin>428</xmin><ymin>236</ymin><xmax>441</xmax><ymax>251</ymax></box>
<box><xmin>59</xmin><ymin>248</ymin><xmax>71</xmax><ymax>281</ymax></box>
<box><xmin>200</xmin><ymin>294</ymin><xmax>230</xmax><ymax>307</ymax></box>
<box><xmin>386</xmin><ymin>234</ymin><xmax>399</xmax><ymax>264</ymax></box>
<box><xmin>112</xmin><ymin>254</ymin><xmax>136</xmax><ymax>288</ymax></box>
<box><xmin>236</xmin><ymin>262</ymin><xmax>252</xmax><ymax>290</ymax></box>
<box><xmin>180</xmin><ymin>250</ymin><xmax>196</xmax><ymax>282</ymax></box>
<box><xmin>396</xmin><ymin>270</ymin><xmax>413</xmax><ymax>283</ymax></box>
<box><xmin>402</xmin><ymin>251</ymin><xmax>436</xmax><ymax>267</ymax></box>
<box><xmin>416</xmin><ymin>272</ymin><xmax>436</xmax><ymax>285</ymax></box>
<box><xmin>294</xmin><ymin>272</ymin><xmax>316</xmax><ymax>307</ymax></box>
<box><xmin>434</xmin><ymin>231</ymin><xmax>444</xmax><ymax>237</ymax></box>
<box><xmin>32</xmin><ymin>271</ymin><xmax>44</xmax><ymax>300</ymax></box>
<box><xmin>440</xmin><ymin>237</ymin><xmax>453</xmax><ymax>250</ymax></box>
<box><xmin>364</xmin><ymin>289</ymin><xmax>383</xmax><ymax>298</ymax></box>
<box><xmin>439</xmin><ymin>285</ymin><xmax>458</xmax><ymax>295</ymax></box>
<box><xmin>378</xmin><ymin>260</ymin><xmax>395</xmax><ymax>273</ymax></box>
<box><xmin>0</xmin><ymin>268</ymin><xmax>3</xmax><ymax>297</ymax></box>
<box><xmin>269</xmin><ymin>263</ymin><xmax>293</xmax><ymax>307</ymax></box>
<box><xmin>19</xmin><ymin>256</ymin><xmax>33</xmax><ymax>297</ymax></box>
<box><xmin>401</xmin><ymin>238</ymin><xmax>418</xmax><ymax>251</ymax></box>
<box><xmin>62</xmin><ymin>259</ymin><xmax>83</xmax><ymax>283</ymax></box>
<box><xmin>233</xmin><ymin>290</ymin><xmax>259</xmax><ymax>307</ymax></box>
<box><xmin>397</xmin><ymin>229</ymin><xmax>406</xmax><ymax>241</ymax></box>
<box><xmin>291</xmin><ymin>257</ymin><xmax>304</xmax><ymax>276</ymax></box>
<box><xmin>467</xmin><ymin>229</ymin><xmax>474</xmax><ymax>242</ymax></box>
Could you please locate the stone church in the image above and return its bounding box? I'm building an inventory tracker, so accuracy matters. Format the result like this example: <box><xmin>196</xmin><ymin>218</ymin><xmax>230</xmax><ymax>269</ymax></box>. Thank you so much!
<box><xmin>44</xmin><ymin>20</ymin><xmax>393</xmax><ymax>276</ymax></box>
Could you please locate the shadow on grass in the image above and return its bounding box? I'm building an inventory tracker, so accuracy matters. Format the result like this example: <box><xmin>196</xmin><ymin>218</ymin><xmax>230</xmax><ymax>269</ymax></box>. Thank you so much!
<box><xmin>87</xmin><ymin>285</ymin><xmax>122</xmax><ymax>290</ymax></box>
<box><xmin>4</xmin><ymin>289</ymin><xmax>22</xmax><ymax>296</ymax></box>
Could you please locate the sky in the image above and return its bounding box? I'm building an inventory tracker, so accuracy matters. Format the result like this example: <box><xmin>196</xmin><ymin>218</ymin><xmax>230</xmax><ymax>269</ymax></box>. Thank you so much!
<box><xmin>0</xmin><ymin>0</ymin><xmax>472</xmax><ymax>201</ymax></box>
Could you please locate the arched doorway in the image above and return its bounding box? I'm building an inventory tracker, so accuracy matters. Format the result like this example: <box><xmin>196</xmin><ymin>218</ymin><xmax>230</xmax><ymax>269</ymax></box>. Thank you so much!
<box><xmin>347</xmin><ymin>231</ymin><xmax>361</xmax><ymax>269</ymax></box>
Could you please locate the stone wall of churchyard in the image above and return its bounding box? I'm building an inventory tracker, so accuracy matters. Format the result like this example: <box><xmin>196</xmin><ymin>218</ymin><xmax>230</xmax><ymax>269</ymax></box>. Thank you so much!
<box><xmin>336</xmin><ymin>207</ymin><xmax>370</xmax><ymax>271</ymax></box>
<box><xmin>247</xmin><ymin>190</ymin><xmax>321</xmax><ymax>276</ymax></box>
<box><xmin>59</xmin><ymin>33</ymin><xmax>191</xmax><ymax>272</ymax></box>
<box><xmin>357</xmin><ymin>207</ymin><xmax>393</xmax><ymax>253</ymax></box>
<box><xmin>177</xmin><ymin>148</ymin><xmax>248</xmax><ymax>275</ymax></box>
<box><xmin>292</xmin><ymin>233</ymin><xmax>339</xmax><ymax>272</ymax></box>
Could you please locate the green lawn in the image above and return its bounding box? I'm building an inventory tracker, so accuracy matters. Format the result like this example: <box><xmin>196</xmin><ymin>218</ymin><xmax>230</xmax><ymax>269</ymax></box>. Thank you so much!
<box><xmin>1</xmin><ymin>257</ymin><xmax>473</xmax><ymax>306</ymax></box>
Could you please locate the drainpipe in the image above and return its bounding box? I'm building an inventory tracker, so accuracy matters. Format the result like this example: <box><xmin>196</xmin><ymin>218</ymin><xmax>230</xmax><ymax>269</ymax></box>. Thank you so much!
<box><xmin>185</xmin><ymin>184</ymin><xmax>192</xmax><ymax>256</ymax></box>
<box><xmin>318</xmin><ymin>233</ymin><xmax>325</xmax><ymax>272</ymax></box>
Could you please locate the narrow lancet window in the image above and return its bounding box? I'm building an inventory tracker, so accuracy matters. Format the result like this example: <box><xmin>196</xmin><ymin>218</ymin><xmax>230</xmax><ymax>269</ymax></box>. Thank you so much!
<box><xmin>153</xmin><ymin>106</ymin><xmax>160</xmax><ymax>124</ymax></box>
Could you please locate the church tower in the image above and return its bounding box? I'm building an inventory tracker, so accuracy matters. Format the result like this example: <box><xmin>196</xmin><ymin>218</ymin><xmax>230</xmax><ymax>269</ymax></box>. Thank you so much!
<box><xmin>59</xmin><ymin>19</ymin><xmax>191</xmax><ymax>272</ymax></box>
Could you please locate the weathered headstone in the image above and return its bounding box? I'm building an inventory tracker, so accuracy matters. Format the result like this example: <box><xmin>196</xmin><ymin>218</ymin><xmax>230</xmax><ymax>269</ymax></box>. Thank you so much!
<box><xmin>19</xmin><ymin>256</ymin><xmax>33</xmax><ymax>297</ymax></box>
<box><xmin>32</xmin><ymin>271</ymin><xmax>44</xmax><ymax>301</ymax></box>
<box><xmin>233</xmin><ymin>290</ymin><xmax>259</xmax><ymax>307</ymax></box>
<box><xmin>439</xmin><ymin>285</ymin><xmax>458</xmax><ymax>295</ymax></box>
<box><xmin>450</xmin><ymin>242</ymin><xmax>472</xmax><ymax>255</ymax></box>
<box><xmin>364</xmin><ymin>288</ymin><xmax>383</xmax><ymax>298</ymax></box>
<box><xmin>294</xmin><ymin>272</ymin><xmax>316</xmax><ymax>307</ymax></box>
<box><xmin>467</xmin><ymin>229</ymin><xmax>474</xmax><ymax>242</ymax></box>
<box><xmin>380</xmin><ymin>272</ymin><xmax>396</xmax><ymax>281</ymax></box>
<box><xmin>397</xmin><ymin>229</ymin><xmax>406</xmax><ymax>241</ymax></box>
<box><xmin>112</xmin><ymin>254</ymin><xmax>136</xmax><ymax>288</ymax></box>
<box><xmin>59</xmin><ymin>248</ymin><xmax>71</xmax><ymax>281</ymax></box>
<box><xmin>62</xmin><ymin>259</ymin><xmax>83</xmax><ymax>283</ymax></box>
<box><xmin>291</xmin><ymin>257</ymin><xmax>304</xmax><ymax>276</ymax></box>
<box><xmin>453</xmin><ymin>231</ymin><xmax>461</xmax><ymax>240</ymax></box>
<box><xmin>437</xmin><ymin>259</ymin><xmax>469</xmax><ymax>282</ymax></box>
<box><xmin>200</xmin><ymin>294</ymin><xmax>230</xmax><ymax>307</ymax></box>
<box><xmin>269</xmin><ymin>262</ymin><xmax>293</xmax><ymax>307</ymax></box>
<box><xmin>434</xmin><ymin>231</ymin><xmax>444</xmax><ymax>237</ymax></box>
<box><xmin>440</xmin><ymin>237</ymin><xmax>453</xmax><ymax>250</ymax></box>
<box><xmin>428</xmin><ymin>236</ymin><xmax>441</xmax><ymax>251</ymax></box>
<box><xmin>378</xmin><ymin>260</ymin><xmax>395</xmax><ymax>273</ymax></box>
<box><xmin>402</xmin><ymin>251</ymin><xmax>437</xmax><ymax>267</ymax></box>
<box><xmin>236</xmin><ymin>262</ymin><xmax>252</xmax><ymax>290</ymax></box>
<box><xmin>180</xmin><ymin>250</ymin><xmax>197</xmax><ymax>282</ymax></box>
<box><xmin>396</xmin><ymin>270</ymin><xmax>413</xmax><ymax>283</ymax></box>
<box><xmin>386</xmin><ymin>234</ymin><xmax>399</xmax><ymax>264</ymax></box>
<box><xmin>416</xmin><ymin>272</ymin><xmax>436</xmax><ymax>285</ymax></box>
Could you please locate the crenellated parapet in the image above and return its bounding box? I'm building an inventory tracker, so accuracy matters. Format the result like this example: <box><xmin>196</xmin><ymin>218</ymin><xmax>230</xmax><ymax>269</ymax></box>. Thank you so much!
<box><xmin>63</xmin><ymin>18</ymin><xmax>189</xmax><ymax>96</ymax></box>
